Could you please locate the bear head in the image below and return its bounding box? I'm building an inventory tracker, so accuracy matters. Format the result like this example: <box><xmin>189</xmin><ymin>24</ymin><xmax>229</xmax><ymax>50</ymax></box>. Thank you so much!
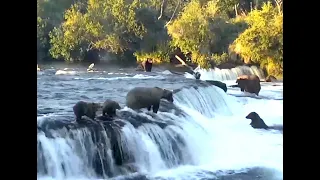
<box><xmin>162</xmin><ymin>89</ymin><xmax>174</xmax><ymax>103</ymax></box>
<box><xmin>246</xmin><ymin>112</ymin><xmax>261</xmax><ymax>123</ymax></box>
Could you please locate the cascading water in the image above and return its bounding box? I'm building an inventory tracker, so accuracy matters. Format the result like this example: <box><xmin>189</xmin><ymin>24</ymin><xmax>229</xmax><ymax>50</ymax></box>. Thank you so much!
<box><xmin>194</xmin><ymin>65</ymin><xmax>265</xmax><ymax>81</ymax></box>
<box><xmin>37</xmin><ymin>66</ymin><xmax>282</xmax><ymax>180</ymax></box>
<box><xmin>174</xmin><ymin>85</ymin><xmax>233</xmax><ymax>118</ymax></box>
<box><xmin>37</xmin><ymin>83</ymin><xmax>282</xmax><ymax>180</ymax></box>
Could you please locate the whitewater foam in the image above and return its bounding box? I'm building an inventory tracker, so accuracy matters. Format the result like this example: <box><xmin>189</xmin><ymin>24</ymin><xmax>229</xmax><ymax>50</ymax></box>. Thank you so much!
<box><xmin>73</xmin><ymin>74</ymin><xmax>165</xmax><ymax>81</ymax></box>
<box><xmin>55</xmin><ymin>70</ymin><xmax>78</xmax><ymax>75</ymax></box>
<box><xmin>38</xmin><ymin>68</ymin><xmax>282</xmax><ymax>180</ymax></box>
<box><xmin>193</xmin><ymin>65</ymin><xmax>265</xmax><ymax>81</ymax></box>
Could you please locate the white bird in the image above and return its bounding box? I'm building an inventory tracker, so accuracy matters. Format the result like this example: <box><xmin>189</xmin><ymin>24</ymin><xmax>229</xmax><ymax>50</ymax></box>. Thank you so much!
<box><xmin>88</xmin><ymin>63</ymin><xmax>94</xmax><ymax>69</ymax></box>
<box><xmin>87</xmin><ymin>63</ymin><xmax>95</xmax><ymax>72</ymax></box>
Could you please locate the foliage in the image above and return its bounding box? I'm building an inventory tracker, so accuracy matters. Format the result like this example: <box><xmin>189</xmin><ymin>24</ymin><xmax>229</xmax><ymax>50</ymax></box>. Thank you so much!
<box><xmin>37</xmin><ymin>0</ymin><xmax>79</xmax><ymax>61</ymax></box>
<box><xmin>37</xmin><ymin>0</ymin><xmax>282</xmax><ymax>75</ymax></box>
<box><xmin>167</xmin><ymin>0</ymin><xmax>248</xmax><ymax>69</ymax></box>
<box><xmin>134</xmin><ymin>42</ymin><xmax>172</xmax><ymax>64</ymax></box>
<box><xmin>233</xmin><ymin>2</ymin><xmax>283</xmax><ymax>75</ymax></box>
<box><xmin>211</xmin><ymin>52</ymin><xmax>229</xmax><ymax>65</ymax></box>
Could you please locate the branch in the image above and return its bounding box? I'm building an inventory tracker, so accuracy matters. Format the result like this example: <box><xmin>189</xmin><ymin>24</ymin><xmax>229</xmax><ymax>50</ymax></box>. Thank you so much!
<box><xmin>87</xmin><ymin>42</ymin><xmax>93</xmax><ymax>51</ymax></box>
<box><xmin>174</xmin><ymin>55</ymin><xmax>194</xmax><ymax>72</ymax></box>
<box><xmin>274</xmin><ymin>0</ymin><xmax>282</xmax><ymax>14</ymax></box>
<box><xmin>234</xmin><ymin>3</ymin><xmax>239</xmax><ymax>17</ymax></box>
<box><xmin>158</xmin><ymin>0</ymin><xmax>167</xmax><ymax>20</ymax></box>
<box><xmin>165</xmin><ymin>0</ymin><xmax>180</xmax><ymax>27</ymax></box>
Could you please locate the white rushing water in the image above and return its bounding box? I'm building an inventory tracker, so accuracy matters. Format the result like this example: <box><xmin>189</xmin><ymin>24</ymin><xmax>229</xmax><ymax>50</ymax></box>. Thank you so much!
<box><xmin>37</xmin><ymin>67</ymin><xmax>283</xmax><ymax>180</ymax></box>
<box><xmin>194</xmin><ymin>65</ymin><xmax>265</xmax><ymax>81</ymax></box>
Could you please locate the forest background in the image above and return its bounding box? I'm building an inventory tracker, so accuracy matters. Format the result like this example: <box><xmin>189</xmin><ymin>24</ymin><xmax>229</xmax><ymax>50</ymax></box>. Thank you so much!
<box><xmin>37</xmin><ymin>0</ymin><xmax>283</xmax><ymax>77</ymax></box>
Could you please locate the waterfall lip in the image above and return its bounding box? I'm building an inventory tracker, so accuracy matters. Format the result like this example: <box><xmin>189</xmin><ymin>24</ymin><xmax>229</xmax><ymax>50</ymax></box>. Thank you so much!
<box><xmin>37</xmin><ymin>105</ymin><xmax>184</xmax><ymax>137</ymax></box>
<box><xmin>173</xmin><ymin>80</ymin><xmax>227</xmax><ymax>94</ymax></box>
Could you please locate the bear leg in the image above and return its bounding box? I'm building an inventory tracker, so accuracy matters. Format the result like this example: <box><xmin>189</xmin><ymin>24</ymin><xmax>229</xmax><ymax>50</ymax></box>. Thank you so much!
<box><xmin>89</xmin><ymin>114</ymin><xmax>96</xmax><ymax>120</ymax></box>
<box><xmin>111</xmin><ymin>109</ymin><xmax>116</xmax><ymax>116</ymax></box>
<box><xmin>147</xmin><ymin>106</ymin><xmax>151</xmax><ymax>111</ymax></box>
<box><xmin>152</xmin><ymin>103</ymin><xmax>160</xmax><ymax>113</ymax></box>
<box><xmin>76</xmin><ymin>116</ymin><xmax>82</xmax><ymax>122</ymax></box>
<box><xmin>240</xmin><ymin>88</ymin><xmax>244</xmax><ymax>92</ymax></box>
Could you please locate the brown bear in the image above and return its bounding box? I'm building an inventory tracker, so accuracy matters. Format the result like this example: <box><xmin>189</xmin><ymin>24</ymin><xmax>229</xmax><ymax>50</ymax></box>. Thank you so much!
<box><xmin>126</xmin><ymin>87</ymin><xmax>174</xmax><ymax>113</ymax></box>
<box><xmin>236</xmin><ymin>75</ymin><xmax>261</xmax><ymax>96</ymax></box>
<box><xmin>73</xmin><ymin>101</ymin><xmax>101</xmax><ymax>122</ymax></box>
<box><xmin>136</xmin><ymin>58</ymin><xmax>153</xmax><ymax>72</ymax></box>
<box><xmin>265</xmin><ymin>75</ymin><xmax>277</xmax><ymax>82</ymax></box>
<box><xmin>102</xmin><ymin>99</ymin><xmax>121</xmax><ymax>117</ymax></box>
<box><xmin>246</xmin><ymin>112</ymin><xmax>283</xmax><ymax>132</ymax></box>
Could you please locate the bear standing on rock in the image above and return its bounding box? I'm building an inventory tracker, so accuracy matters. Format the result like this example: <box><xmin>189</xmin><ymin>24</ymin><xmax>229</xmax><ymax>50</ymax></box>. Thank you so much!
<box><xmin>236</xmin><ymin>75</ymin><xmax>261</xmax><ymax>96</ymax></box>
<box><xmin>73</xmin><ymin>101</ymin><xmax>101</xmax><ymax>122</ymax></box>
<box><xmin>102</xmin><ymin>99</ymin><xmax>121</xmax><ymax>117</ymax></box>
<box><xmin>126</xmin><ymin>87</ymin><xmax>174</xmax><ymax>113</ymax></box>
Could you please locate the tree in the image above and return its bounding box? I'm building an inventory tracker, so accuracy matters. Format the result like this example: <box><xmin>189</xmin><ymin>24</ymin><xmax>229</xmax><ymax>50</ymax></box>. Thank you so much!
<box><xmin>233</xmin><ymin>2</ymin><xmax>283</xmax><ymax>75</ymax></box>
<box><xmin>167</xmin><ymin>0</ymin><xmax>248</xmax><ymax>68</ymax></box>
<box><xmin>37</xmin><ymin>0</ymin><xmax>83</xmax><ymax>61</ymax></box>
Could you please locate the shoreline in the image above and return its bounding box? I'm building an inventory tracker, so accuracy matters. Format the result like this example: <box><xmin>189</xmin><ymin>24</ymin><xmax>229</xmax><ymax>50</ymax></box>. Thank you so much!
<box><xmin>37</xmin><ymin>61</ymin><xmax>283</xmax><ymax>80</ymax></box>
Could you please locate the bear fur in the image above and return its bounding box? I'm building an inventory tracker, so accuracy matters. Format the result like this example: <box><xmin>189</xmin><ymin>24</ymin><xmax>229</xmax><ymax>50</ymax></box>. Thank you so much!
<box><xmin>246</xmin><ymin>112</ymin><xmax>283</xmax><ymax>132</ymax></box>
<box><xmin>236</xmin><ymin>75</ymin><xmax>261</xmax><ymax>96</ymax></box>
<box><xmin>126</xmin><ymin>87</ymin><xmax>174</xmax><ymax>113</ymax></box>
<box><xmin>136</xmin><ymin>58</ymin><xmax>153</xmax><ymax>72</ymax></box>
<box><xmin>102</xmin><ymin>99</ymin><xmax>121</xmax><ymax>117</ymax></box>
<box><xmin>73</xmin><ymin>101</ymin><xmax>101</xmax><ymax>122</ymax></box>
<box><xmin>245</xmin><ymin>112</ymin><xmax>269</xmax><ymax>129</ymax></box>
<box><xmin>265</xmin><ymin>75</ymin><xmax>277</xmax><ymax>82</ymax></box>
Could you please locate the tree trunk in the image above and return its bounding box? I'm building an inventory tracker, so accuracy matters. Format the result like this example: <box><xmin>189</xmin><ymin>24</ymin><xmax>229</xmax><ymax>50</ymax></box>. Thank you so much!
<box><xmin>158</xmin><ymin>0</ymin><xmax>167</xmax><ymax>20</ymax></box>
<box><xmin>234</xmin><ymin>4</ymin><xmax>238</xmax><ymax>17</ymax></box>
<box><xmin>165</xmin><ymin>0</ymin><xmax>180</xmax><ymax>27</ymax></box>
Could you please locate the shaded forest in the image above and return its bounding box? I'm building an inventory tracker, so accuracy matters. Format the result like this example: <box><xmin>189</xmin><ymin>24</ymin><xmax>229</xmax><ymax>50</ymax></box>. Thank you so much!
<box><xmin>37</xmin><ymin>0</ymin><xmax>283</xmax><ymax>76</ymax></box>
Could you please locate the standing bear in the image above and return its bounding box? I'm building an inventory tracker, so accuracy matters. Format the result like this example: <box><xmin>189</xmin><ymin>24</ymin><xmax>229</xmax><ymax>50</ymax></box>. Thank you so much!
<box><xmin>236</xmin><ymin>74</ymin><xmax>261</xmax><ymax>96</ymax></box>
<box><xmin>126</xmin><ymin>87</ymin><xmax>174</xmax><ymax>113</ymax></box>
<box><xmin>102</xmin><ymin>99</ymin><xmax>121</xmax><ymax>117</ymax></box>
<box><xmin>136</xmin><ymin>58</ymin><xmax>153</xmax><ymax>72</ymax></box>
<box><xmin>73</xmin><ymin>101</ymin><xmax>101</xmax><ymax>122</ymax></box>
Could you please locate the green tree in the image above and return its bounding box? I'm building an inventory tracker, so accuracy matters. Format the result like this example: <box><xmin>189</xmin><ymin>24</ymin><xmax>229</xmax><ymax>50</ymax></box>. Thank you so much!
<box><xmin>233</xmin><ymin>2</ymin><xmax>282</xmax><ymax>75</ymax></box>
<box><xmin>49</xmin><ymin>0</ymin><xmax>171</xmax><ymax>63</ymax></box>
<box><xmin>37</xmin><ymin>0</ymin><xmax>83</xmax><ymax>61</ymax></box>
<box><xmin>167</xmin><ymin>0</ymin><xmax>247</xmax><ymax>68</ymax></box>
<box><xmin>49</xmin><ymin>3</ymin><xmax>102</xmax><ymax>62</ymax></box>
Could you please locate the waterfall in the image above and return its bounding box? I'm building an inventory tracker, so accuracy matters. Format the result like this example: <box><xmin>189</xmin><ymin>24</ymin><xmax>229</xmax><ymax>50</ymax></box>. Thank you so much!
<box><xmin>37</xmin><ymin>83</ymin><xmax>282</xmax><ymax>180</ymax></box>
<box><xmin>195</xmin><ymin>65</ymin><xmax>265</xmax><ymax>81</ymax></box>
